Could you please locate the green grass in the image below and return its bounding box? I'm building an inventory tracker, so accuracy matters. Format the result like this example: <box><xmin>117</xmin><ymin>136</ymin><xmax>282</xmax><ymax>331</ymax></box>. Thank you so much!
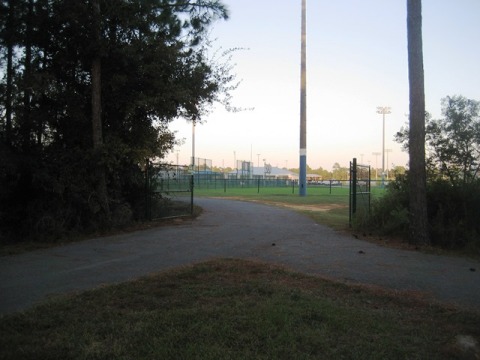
<box><xmin>1</xmin><ymin>259</ymin><xmax>478</xmax><ymax>359</ymax></box>
<box><xmin>194</xmin><ymin>184</ymin><xmax>353</xmax><ymax>198</ymax></box>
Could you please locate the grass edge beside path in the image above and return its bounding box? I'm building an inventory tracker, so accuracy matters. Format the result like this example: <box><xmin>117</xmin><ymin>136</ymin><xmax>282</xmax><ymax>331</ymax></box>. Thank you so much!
<box><xmin>1</xmin><ymin>258</ymin><xmax>479</xmax><ymax>360</ymax></box>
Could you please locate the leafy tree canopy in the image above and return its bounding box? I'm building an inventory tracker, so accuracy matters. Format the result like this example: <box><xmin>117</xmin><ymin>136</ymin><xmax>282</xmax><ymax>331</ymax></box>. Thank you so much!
<box><xmin>396</xmin><ymin>95</ymin><xmax>480</xmax><ymax>186</ymax></box>
<box><xmin>0</xmin><ymin>0</ymin><xmax>235</xmax><ymax>241</ymax></box>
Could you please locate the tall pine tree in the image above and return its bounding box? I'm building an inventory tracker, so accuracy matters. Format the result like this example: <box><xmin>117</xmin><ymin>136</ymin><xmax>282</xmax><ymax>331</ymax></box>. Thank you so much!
<box><xmin>407</xmin><ymin>0</ymin><xmax>429</xmax><ymax>245</ymax></box>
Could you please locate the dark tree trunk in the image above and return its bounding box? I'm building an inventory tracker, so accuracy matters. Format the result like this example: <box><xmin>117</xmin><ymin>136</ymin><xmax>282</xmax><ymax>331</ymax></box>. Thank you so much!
<box><xmin>92</xmin><ymin>0</ymin><xmax>103</xmax><ymax>149</ymax></box>
<box><xmin>5</xmin><ymin>0</ymin><xmax>16</xmax><ymax>147</ymax></box>
<box><xmin>22</xmin><ymin>0</ymin><xmax>34</xmax><ymax>151</ymax></box>
<box><xmin>407</xmin><ymin>0</ymin><xmax>429</xmax><ymax>245</ymax></box>
<box><xmin>92</xmin><ymin>61</ymin><xmax>102</xmax><ymax>149</ymax></box>
<box><xmin>91</xmin><ymin>0</ymin><xmax>110</xmax><ymax>222</ymax></box>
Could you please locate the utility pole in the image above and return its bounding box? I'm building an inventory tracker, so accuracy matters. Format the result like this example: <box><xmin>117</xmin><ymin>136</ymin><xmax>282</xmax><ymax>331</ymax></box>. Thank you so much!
<box><xmin>299</xmin><ymin>0</ymin><xmax>307</xmax><ymax>196</ymax></box>
<box><xmin>376</xmin><ymin>106</ymin><xmax>391</xmax><ymax>185</ymax></box>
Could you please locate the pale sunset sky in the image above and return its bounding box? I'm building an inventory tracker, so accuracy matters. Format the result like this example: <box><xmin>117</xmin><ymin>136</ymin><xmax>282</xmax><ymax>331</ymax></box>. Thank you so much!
<box><xmin>166</xmin><ymin>0</ymin><xmax>480</xmax><ymax>171</ymax></box>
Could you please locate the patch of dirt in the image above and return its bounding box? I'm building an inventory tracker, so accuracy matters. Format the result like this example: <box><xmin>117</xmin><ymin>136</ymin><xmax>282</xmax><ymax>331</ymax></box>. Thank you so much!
<box><xmin>271</xmin><ymin>203</ymin><xmax>347</xmax><ymax>212</ymax></box>
<box><xmin>347</xmin><ymin>232</ymin><xmax>420</xmax><ymax>251</ymax></box>
<box><xmin>222</xmin><ymin>198</ymin><xmax>347</xmax><ymax>213</ymax></box>
<box><xmin>221</xmin><ymin>196</ymin><xmax>347</xmax><ymax>212</ymax></box>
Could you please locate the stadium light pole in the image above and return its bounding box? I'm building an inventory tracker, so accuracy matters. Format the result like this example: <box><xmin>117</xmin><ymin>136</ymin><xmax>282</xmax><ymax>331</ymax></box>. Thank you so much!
<box><xmin>385</xmin><ymin>148</ymin><xmax>393</xmax><ymax>180</ymax></box>
<box><xmin>234</xmin><ymin>150</ymin><xmax>237</xmax><ymax>177</ymax></box>
<box><xmin>190</xmin><ymin>118</ymin><xmax>196</xmax><ymax>215</ymax></box>
<box><xmin>191</xmin><ymin>119</ymin><xmax>196</xmax><ymax>171</ymax></box>
<box><xmin>176</xmin><ymin>150</ymin><xmax>180</xmax><ymax>178</ymax></box>
<box><xmin>372</xmin><ymin>152</ymin><xmax>381</xmax><ymax>180</ymax></box>
<box><xmin>299</xmin><ymin>0</ymin><xmax>307</xmax><ymax>196</ymax></box>
<box><xmin>376</xmin><ymin>106</ymin><xmax>391</xmax><ymax>185</ymax></box>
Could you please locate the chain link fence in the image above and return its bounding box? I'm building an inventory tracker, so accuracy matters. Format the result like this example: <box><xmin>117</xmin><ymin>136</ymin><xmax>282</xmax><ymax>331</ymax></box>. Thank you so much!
<box><xmin>145</xmin><ymin>161</ymin><xmax>193</xmax><ymax>220</ymax></box>
<box><xmin>349</xmin><ymin>158</ymin><xmax>371</xmax><ymax>227</ymax></box>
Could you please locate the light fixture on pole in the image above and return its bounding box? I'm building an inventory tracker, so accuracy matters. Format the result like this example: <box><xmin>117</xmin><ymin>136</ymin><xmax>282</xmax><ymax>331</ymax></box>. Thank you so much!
<box><xmin>376</xmin><ymin>106</ymin><xmax>391</xmax><ymax>185</ymax></box>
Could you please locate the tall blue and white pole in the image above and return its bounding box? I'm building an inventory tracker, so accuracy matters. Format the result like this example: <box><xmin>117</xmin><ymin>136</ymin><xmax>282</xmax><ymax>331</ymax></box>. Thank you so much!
<box><xmin>299</xmin><ymin>0</ymin><xmax>307</xmax><ymax>196</ymax></box>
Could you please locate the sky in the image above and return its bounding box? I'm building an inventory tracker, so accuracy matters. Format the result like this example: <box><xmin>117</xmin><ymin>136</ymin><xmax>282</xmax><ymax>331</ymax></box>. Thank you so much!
<box><xmin>166</xmin><ymin>0</ymin><xmax>480</xmax><ymax>171</ymax></box>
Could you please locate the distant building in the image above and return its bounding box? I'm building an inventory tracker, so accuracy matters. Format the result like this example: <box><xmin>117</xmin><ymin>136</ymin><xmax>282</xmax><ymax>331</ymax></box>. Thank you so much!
<box><xmin>227</xmin><ymin>166</ymin><xmax>298</xmax><ymax>180</ymax></box>
<box><xmin>306</xmin><ymin>174</ymin><xmax>322</xmax><ymax>183</ymax></box>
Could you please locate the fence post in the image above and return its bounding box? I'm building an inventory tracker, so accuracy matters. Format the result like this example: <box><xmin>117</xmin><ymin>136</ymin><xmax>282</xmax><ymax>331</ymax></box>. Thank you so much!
<box><xmin>145</xmin><ymin>159</ymin><xmax>150</xmax><ymax>220</ymax></box>
<box><xmin>349</xmin><ymin>158</ymin><xmax>358</xmax><ymax>227</ymax></box>
<box><xmin>258</xmin><ymin>178</ymin><xmax>260</xmax><ymax>193</ymax></box>
<box><xmin>352</xmin><ymin>158</ymin><xmax>357</xmax><ymax>216</ymax></box>
<box><xmin>368</xmin><ymin>165</ymin><xmax>371</xmax><ymax>214</ymax></box>
<box><xmin>190</xmin><ymin>174</ymin><xmax>194</xmax><ymax>215</ymax></box>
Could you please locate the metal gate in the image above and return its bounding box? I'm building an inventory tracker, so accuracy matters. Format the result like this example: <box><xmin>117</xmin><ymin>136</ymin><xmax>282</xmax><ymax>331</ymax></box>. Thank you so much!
<box><xmin>349</xmin><ymin>158</ymin><xmax>371</xmax><ymax>227</ymax></box>
<box><xmin>145</xmin><ymin>160</ymin><xmax>193</xmax><ymax>220</ymax></box>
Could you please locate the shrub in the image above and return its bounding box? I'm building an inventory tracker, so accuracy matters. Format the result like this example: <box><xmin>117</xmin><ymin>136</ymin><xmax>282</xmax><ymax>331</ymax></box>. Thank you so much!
<box><xmin>363</xmin><ymin>177</ymin><xmax>410</xmax><ymax>238</ymax></box>
<box><xmin>427</xmin><ymin>180</ymin><xmax>480</xmax><ymax>249</ymax></box>
<box><xmin>365</xmin><ymin>176</ymin><xmax>480</xmax><ymax>250</ymax></box>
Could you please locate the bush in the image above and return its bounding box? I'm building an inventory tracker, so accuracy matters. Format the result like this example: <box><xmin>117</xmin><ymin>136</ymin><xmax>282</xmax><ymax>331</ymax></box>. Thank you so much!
<box><xmin>365</xmin><ymin>176</ymin><xmax>480</xmax><ymax>250</ymax></box>
<box><xmin>427</xmin><ymin>180</ymin><xmax>480</xmax><ymax>248</ymax></box>
<box><xmin>362</xmin><ymin>178</ymin><xmax>410</xmax><ymax>238</ymax></box>
<box><xmin>0</xmin><ymin>145</ymin><xmax>149</xmax><ymax>244</ymax></box>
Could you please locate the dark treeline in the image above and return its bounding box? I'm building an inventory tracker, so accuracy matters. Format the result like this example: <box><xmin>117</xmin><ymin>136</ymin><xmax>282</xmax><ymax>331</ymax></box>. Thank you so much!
<box><xmin>0</xmin><ymin>0</ymin><xmax>232</xmax><ymax>242</ymax></box>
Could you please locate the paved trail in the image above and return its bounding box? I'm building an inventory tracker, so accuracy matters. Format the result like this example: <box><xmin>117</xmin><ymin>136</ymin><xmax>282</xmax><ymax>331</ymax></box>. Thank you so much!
<box><xmin>1</xmin><ymin>198</ymin><xmax>479</xmax><ymax>315</ymax></box>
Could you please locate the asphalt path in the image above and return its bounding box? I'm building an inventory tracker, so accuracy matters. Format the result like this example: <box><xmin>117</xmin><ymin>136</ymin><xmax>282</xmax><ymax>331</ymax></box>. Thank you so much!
<box><xmin>1</xmin><ymin>198</ymin><xmax>479</xmax><ymax>315</ymax></box>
